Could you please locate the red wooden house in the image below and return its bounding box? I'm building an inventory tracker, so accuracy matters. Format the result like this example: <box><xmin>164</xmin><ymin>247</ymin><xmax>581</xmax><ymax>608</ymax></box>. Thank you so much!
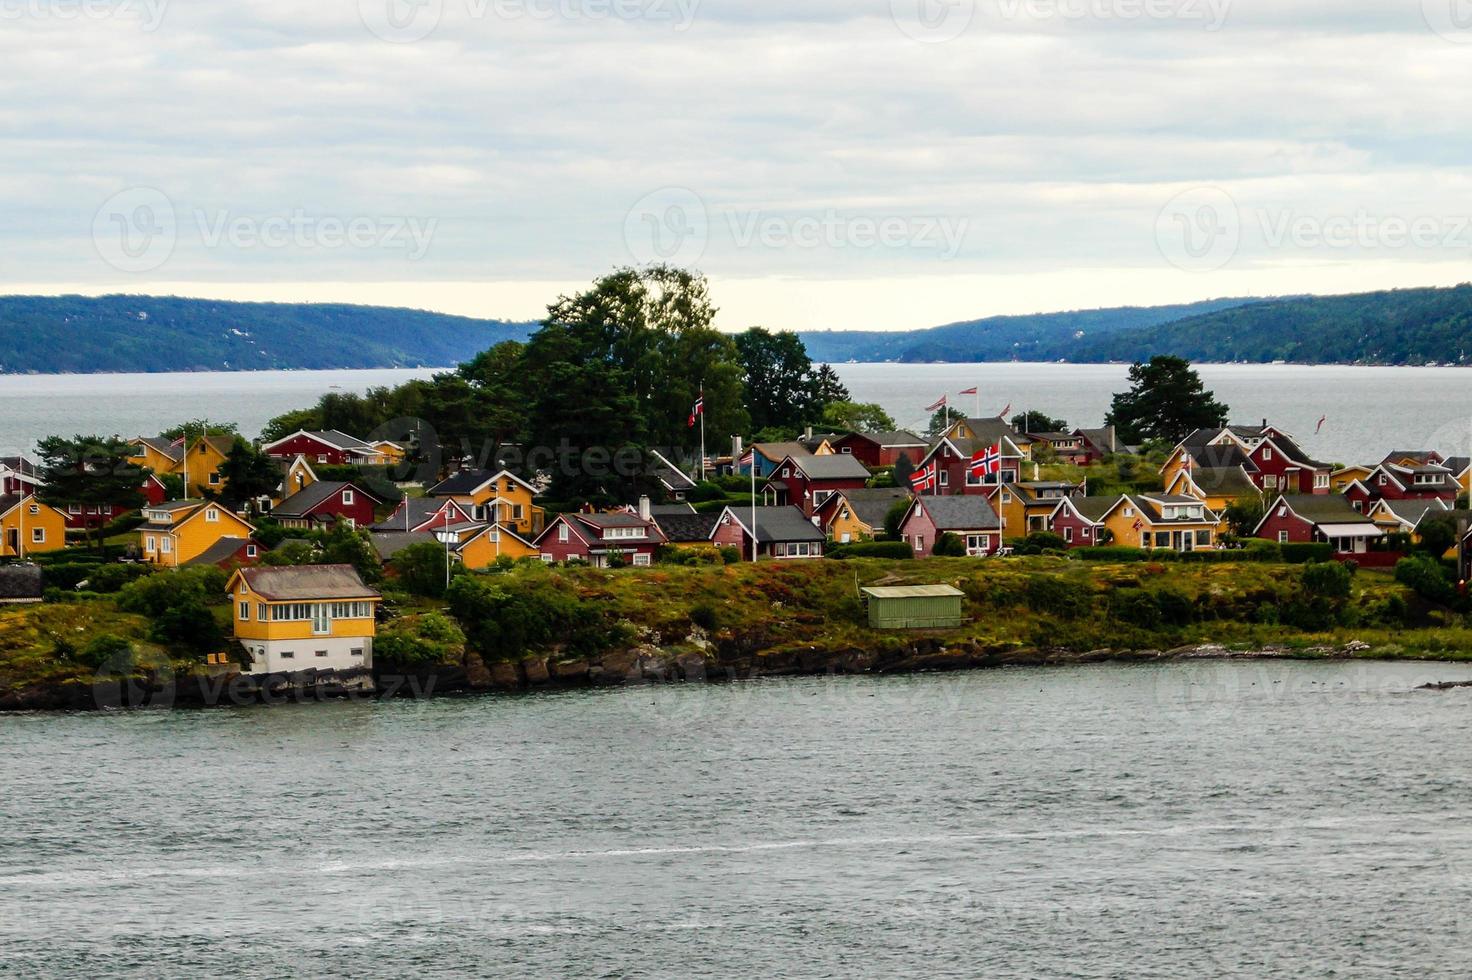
<box><xmin>918</xmin><ymin>436</ymin><xmax>1024</xmax><ymax>494</ymax></box>
<box><xmin>761</xmin><ymin>454</ymin><xmax>871</xmax><ymax>517</ymax></box>
<box><xmin>828</xmin><ymin>431</ymin><xmax>929</xmax><ymax>469</ymax></box>
<box><xmin>1047</xmin><ymin>496</ymin><xmax>1116</xmax><ymax>548</ymax></box>
<box><xmin>710</xmin><ymin>505</ymin><xmax>825</xmax><ymax>560</ymax></box>
<box><xmin>261</xmin><ymin>430</ymin><xmax>387</xmax><ymax>466</ymax></box>
<box><xmin>898</xmin><ymin>496</ymin><xmax>1002</xmax><ymax>557</ymax></box>
<box><xmin>183</xmin><ymin>536</ymin><xmax>267</xmax><ymax>569</ymax></box>
<box><xmin>270</xmin><ymin>481</ymin><xmax>383</xmax><ymax>529</ymax></box>
<box><xmin>61</xmin><ymin>474</ymin><xmax>169</xmax><ymax>530</ymax></box>
<box><xmin>1344</xmin><ymin>462</ymin><xmax>1460</xmax><ymax>512</ymax></box>
<box><xmin>372</xmin><ymin>497</ymin><xmax>476</xmax><ymax>533</ymax></box>
<box><xmin>0</xmin><ymin>457</ymin><xmax>38</xmax><ymax>497</ymax></box>
<box><xmin>1253</xmin><ymin>494</ymin><xmax>1387</xmax><ymax>562</ymax></box>
<box><xmin>534</xmin><ymin>512</ymin><xmax>666</xmax><ymax>567</ymax></box>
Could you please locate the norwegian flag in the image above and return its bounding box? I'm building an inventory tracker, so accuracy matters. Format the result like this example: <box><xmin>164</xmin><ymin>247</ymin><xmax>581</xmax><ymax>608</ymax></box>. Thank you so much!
<box><xmin>968</xmin><ymin>444</ymin><xmax>1001</xmax><ymax>480</ymax></box>
<box><xmin>959</xmin><ymin>387</ymin><xmax>978</xmax><ymax>396</ymax></box>
<box><xmin>688</xmin><ymin>393</ymin><xmax>705</xmax><ymax>428</ymax></box>
<box><xmin>999</xmin><ymin>403</ymin><xmax>1012</xmax><ymax>420</ymax></box>
<box><xmin>1316</xmin><ymin>415</ymin><xmax>1327</xmax><ymax>434</ymax></box>
<box><xmin>1132</xmin><ymin>518</ymin><xmax>1145</xmax><ymax>533</ymax></box>
<box><xmin>925</xmin><ymin>395</ymin><xmax>948</xmax><ymax>413</ymax></box>
<box><xmin>910</xmin><ymin>460</ymin><xmax>939</xmax><ymax>494</ymax></box>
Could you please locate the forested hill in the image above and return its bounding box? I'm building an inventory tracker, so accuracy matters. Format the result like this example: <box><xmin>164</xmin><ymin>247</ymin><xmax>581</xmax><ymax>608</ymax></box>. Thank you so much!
<box><xmin>0</xmin><ymin>295</ymin><xmax>536</xmax><ymax>374</ymax></box>
<box><xmin>797</xmin><ymin>298</ymin><xmax>1262</xmax><ymax>363</ymax></box>
<box><xmin>1068</xmin><ymin>285</ymin><xmax>1472</xmax><ymax>366</ymax></box>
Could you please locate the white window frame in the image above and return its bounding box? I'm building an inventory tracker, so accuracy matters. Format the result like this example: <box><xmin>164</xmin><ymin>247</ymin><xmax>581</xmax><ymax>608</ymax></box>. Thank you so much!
<box><xmin>31</xmin><ymin>528</ymin><xmax>44</xmax><ymax>544</ymax></box>
<box><xmin>558</xmin><ymin>523</ymin><xmax>569</xmax><ymax>543</ymax></box>
<box><xmin>206</xmin><ymin>509</ymin><xmax>219</xmax><ymax>523</ymax></box>
<box><xmin>342</xmin><ymin>489</ymin><xmax>355</xmax><ymax>505</ymax></box>
<box><xmin>632</xmin><ymin>553</ymin><xmax>652</xmax><ymax>567</ymax></box>
<box><xmin>1278</xmin><ymin>531</ymin><xmax>1289</xmax><ymax>543</ymax></box>
<box><xmin>239</xmin><ymin>601</ymin><xmax>250</xmax><ymax>621</ymax></box>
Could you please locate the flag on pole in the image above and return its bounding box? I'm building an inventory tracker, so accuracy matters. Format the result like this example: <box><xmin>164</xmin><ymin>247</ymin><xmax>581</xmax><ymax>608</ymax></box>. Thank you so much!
<box><xmin>999</xmin><ymin>403</ymin><xmax>1012</xmax><ymax>420</ymax></box>
<box><xmin>1316</xmin><ymin>415</ymin><xmax>1327</xmax><ymax>434</ymax></box>
<box><xmin>910</xmin><ymin>460</ymin><xmax>939</xmax><ymax>494</ymax></box>
<box><xmin>968</xmin><ymin>444</ymin><xmax>1001</xmax><ymax>480</ymax></box>
<box><xmin>959</xmin><ymin>387</ymin><xmax>978</xmax><ymax>396</ymax></box>
<box><xmin>688</xmin><ymin>393</ymin><xmax>705</xmax><ymax>428</ymax></box>
<box><xmin>925</xmin><ymin>395</ymin><xmax>948</xmax><ymax>413</ymax></box>
<box><xmin>739</xmin><ymin>448</ymin><xmax>755</xmax><ymax>469</ymax></box>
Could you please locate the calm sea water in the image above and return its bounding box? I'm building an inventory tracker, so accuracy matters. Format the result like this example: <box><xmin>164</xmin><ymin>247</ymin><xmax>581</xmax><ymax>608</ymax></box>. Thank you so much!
<box><xmin>2</xmin><ymin>363</ymin><xmax>1471</xmax><ymax>465</ymax></box>
<box><xmin>3</xmin><ymin>661</ymin><xmax>1472</xmax><ymax>978</ymax></box>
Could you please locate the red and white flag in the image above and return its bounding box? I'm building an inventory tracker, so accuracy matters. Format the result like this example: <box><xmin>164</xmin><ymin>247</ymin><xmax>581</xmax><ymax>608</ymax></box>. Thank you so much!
<box><xmin>968</xmin><ymin>444</ymin><xmax>1001</xmax><ymax>480</ymax></box>
<box><xmin>739</xmin><ymin>448</ymin><xmax>755</xmax><ymax>468</ymax></box>
<box><xmin>999</xmin><ymin>403</ymin><xmax>1012</xmax><ymax>419</ymax></box>
<box><xmin>959</xmin><ymin>386</ymin><xmax>978</xmax><ymax>396</ymax></box>
<box><xmin>1316</xmin><ymin>415</ymin><xmax>1327</xmax><ymax>434</ymax></box>
<box><xmin>925</xmin><ymin>395</ymin><xmax>948</xmax><ymax>413</ymax></box>
<box><xmin>688</xmin><ymin>392</ymin><xmax>704</xmax><ymax>428</ymax></box>
<box><xmin>910</xmin><ymin>461</ymin><xmax>939</xmax><ymax>494</ymax></box>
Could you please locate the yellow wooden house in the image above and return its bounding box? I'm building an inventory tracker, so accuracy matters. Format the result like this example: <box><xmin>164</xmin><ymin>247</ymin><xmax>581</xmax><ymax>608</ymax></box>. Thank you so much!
<box><xmin>129</xmin><ymin>437</ymin><xmax>185</xmax><ymax>478</ymax></box>
<box><xmin>0</xmin><ymin>495</ymin><xmax>67</xmax><ymax>558</ymax></box>
<box><xmin>455</xmin><ymin>523</ymin><xmax>539</xmax><ymax>568</ymax></box>
<box><xmin>139</xmin><ymin>500</ymin><xmax>256</xmax><ymax>566</ymax></box>
<box><xmin>272</xmin><ymin>456</ymin><xmax>319</xmax><ymax>508</ymax></box>
<box><xmin>178</xmin><ymin>436</ymin><xmax>236</xmax><ymax>498</ymax></box>
<box><xmin>818</xmin><ymin>488</ymin><xmax>913</xmax><ymax>543</ymax></box>
<box><xmin>1100</xmin><ymin>494</ymin><xmax>1219</xmax><ymax>553</ymax></box>
<box><xmin>987</xmin><ymin>482</ymin><xmax>1083</xmax><ymax>538</ymax></box>
<box><xmin>227</xmin><ymin>564</ymin><xmax>381</xmax><ymax>676</ymax></box>
<box><xmin>1330</xmin><ymin>465</ymin><xmax>1375</xmax><ymax>494</ymax></box>
<box><xmin>944</xmin><ymin>417</ymin><xmax>1034</xmax><ymax>460</ymax></box>
<box><xmin>1166</xmin><ymin>466</ymin><xmax>1261</xmax><ymax>533</ymax></box>
<box><xmin>426</xmin><ymin>469</ymin><xmax>545</xmax><ymax>538</ymax></box>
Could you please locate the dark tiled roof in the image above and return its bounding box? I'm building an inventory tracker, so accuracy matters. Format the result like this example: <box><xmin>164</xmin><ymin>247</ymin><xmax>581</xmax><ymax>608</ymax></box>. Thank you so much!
<box><xmin>372</xmin><ymin>497</ymin><xmax>466</xmax><ymax>531</ymax></box>
<box><xmin>915</xmin><ymin>495</ymin><xmax>1000</xmax><ymax>531</ymax></box>
<box><xmin>752</xmin><ymin>442</ymin><xmax>810</xmax><ymax>463</ymax></box>
<box><xmin>1188</xmin><ymin>467</ymin><xmax>1259</xmax><ymax>497</ymax></box>
<box><xmin>960</xmin><ymin>418</ymin><xmax>1030</xmax><ymax>447</ymax></box>
<box><xmin>369</xmin><ymin>531</ymin><xmax>438</xmax><ymax>560</ymax></box>
<box><xmin>1266</xmin><ymin>433</ymin><xmax>1327</xmax><ymax>469</ymax></box>
<box><xmin>272</xmin><ymin>481</ymin><xmax>378</xmax><ymax>518</ymax></box>
<box><xmin>185</xmin><ymin>537</ymin><xmax>261</xmax><ymax>567</ymax></box>
<box><xmin>1063</xmin><ymin>496</ymin><xmax>1120</xmax><ymax>523</ymax></box>
<box><xmin>727</xmin><ymin>506</ymin><xmax>825</xmax><ymax>543</ymax></box>
<box><xmin>787</xmin><ymin>454</ymin><xmax>871</xmax><ymax>480</ymax></box>
<box><xmin>136</xmin><ymin>436</ymin><xmax>184</xmax><ymax>462</ymax></box>
<box><xmin>648</xmin><ymin>451</ymin><xmax>698</xmax><ymax>492</ymax></box>
<box><xmin>653</xmin><ymin>511</ymin><xmax>720</xmax><ymax>543</ymax></box>
<box><xmin>1278</xmin><ymin>495</ymin><xmax>1376</xmax><ymax>525</ymax></box>
<box><xmin>839</xmin><ymin>430</ymin><xmax>927</xmax><ymax>448</ymax></box>
<box><xmin>429</xmin><ymin>468</ymin><xmax>534</xmax><ymax>497</ymax></box>
<box><xmin>648</xmin><ymin>503</ymin><xmax>696</xmax><ymax>517</ymax></box>
<box><xmin>238</xmin><ymin>564</ymin><xmax>380</xmax><ymax>601</ymax></box>
<box><xmin>1075</xmin><ymin>427</ymin><xmax>1117</xmax><ymax>453</ymax></box>
<box><xmin>1376</xmin><ymin>498</ymin><xmax>1449</xmax><ymax>527</ymax></box>
<box><xmin>1183</xmin><ymin>442</ymin><xmax>1255</xmax><ymax>470</ymax></box>
<box><xmin>833</xmin><ymin>487</ymin><xmax>913</xmax><ymax>528</ymax></box>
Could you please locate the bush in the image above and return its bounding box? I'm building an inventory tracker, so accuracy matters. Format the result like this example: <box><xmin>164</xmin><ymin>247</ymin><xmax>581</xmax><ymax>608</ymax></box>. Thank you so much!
<box><xmin>1110</xmin><ymin>588</ymin><xmax>1161</xmax><ymax>628</ymax></box>
<box><xmin>374</xmin><ymin>612</ymin><xmax>466</xmax><ymax>666</ymax></box>
<box><xmin>688</xmin><ymin>481</ymin><xmax>728</xmax><ymax>503</ymax></box>
<box><xmin>1395</xmin><ymin>554</ymin><xmax>1456</xmax><ymax>605</ymax></box>
<box><xmin>933</xmin><ymin>532</ymin><xmax>968</xmax><ymax>557</ymax></box>
<box><xmin>117</xmin><ymin>566</ymin><xmax>229</xmax><ymax>617</ymax></box>
<box><xmin>1024</xmin><ymin>576</ymin><xmax>1091</xmax><ymax>618</ymax></box>
<box><xmin>1153</xmin><ymin>588</ymin><xmax>1195</xmax><ymax>626</ymax></box>
<box><xmin>85</xmin><ymin>563</ymin><xmax>154</xmax><ymax>594</ymax></box>
<box><xmin>827</xmin><ymin>541</ymin><xmax>914</xmax><ymax>560</ymax></box>
<box><xmin>389</xmin><ymin>541</ymin><xmax>457</xmax><ymax>598</ymax></box>
<box><xmin>1280</xmin><ymin>542</ymin><xmax>1333</xmax><ymax>564</ymax></box>
<box><xmin>690</xmin><ymin>603</ymin><xmax>720</xmax><ymax>630</ymax></box>
<box><xmin>447</xmin><ymin>575</ymin><xmax>624</xmax><ymax>661</ymax></box>
<box><xmin>1301</xmin><ymin>561</ymin><xmax>1353</xmax><ymax>600</ymax></box>
<box><xmin>150</xmin><ymin>601</ymin><xmax>225</xmax><ymax>654</ymax></box>
<box><xmin>718</xmin><ymin>546</ymin><xmax>743</xmax><ymax>565</ymax></box>
<box><xmin>78</xmin><ymin>633</ymin><xmax>135</xmax><ymax>670</ymax></box>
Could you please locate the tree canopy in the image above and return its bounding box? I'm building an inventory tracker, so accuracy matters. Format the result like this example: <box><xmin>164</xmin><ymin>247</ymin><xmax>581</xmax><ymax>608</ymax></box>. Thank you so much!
<box><xmin>1105</xmin><ymin>356</ymin><xmax>1229</xmax><ymax>444</ymax></box>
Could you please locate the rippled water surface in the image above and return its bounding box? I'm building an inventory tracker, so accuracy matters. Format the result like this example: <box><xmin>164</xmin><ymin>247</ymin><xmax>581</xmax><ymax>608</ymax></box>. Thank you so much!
<box><xmin>5</xmin><ymin>661</ymin><xmax>1472</xmax><ymax>978</ymax></box>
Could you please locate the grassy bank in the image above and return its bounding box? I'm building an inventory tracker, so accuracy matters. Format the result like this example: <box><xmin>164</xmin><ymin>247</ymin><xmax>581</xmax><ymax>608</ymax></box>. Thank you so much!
<box><xmin>3</xmin><ymin>557</ymin><xmax>1470</xmax><ymax>709</ymax></box>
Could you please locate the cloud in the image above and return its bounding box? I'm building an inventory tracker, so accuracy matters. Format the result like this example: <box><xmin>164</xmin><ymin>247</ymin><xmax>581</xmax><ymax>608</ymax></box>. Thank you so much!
<box><xmin>1</xmin><ymin>0</ymin><xmax>1470</xmax><ymax>329</ymax></box>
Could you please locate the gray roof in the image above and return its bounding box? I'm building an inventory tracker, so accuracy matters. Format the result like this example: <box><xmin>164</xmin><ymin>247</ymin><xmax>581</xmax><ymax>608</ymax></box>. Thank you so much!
<box><xmin>429</xmin><ymin>468</ymin><xmax>535</xmax><ymax>497</ymax></box>
<box><xmin>1376</xmin><ymin>498</ymin><xmax>1449</xmax><ymax>527</ymax></box>
<box><xmin>0</xmin><ymin>565</ymin><xmax>43</xmax><ymax>601</ymax></box>
<box><xmin>272</xmin><ymin>481</ymin><xmax>379</xmax><ymax>519</ymax></box>
<box><xmin>833</xmin><ymin>487</ymin><xmax>913</xmax><ymax>528</ymax></box>
<box><xmin>648</xmin><ymin>451</ymin><xmax>697</xmax><ymax>492</ymax></box>
<box><xmin>1181</xmin><ymin>442</ymin><xmax>1255</xmax><ymax>471</ymax></box>
<box><xmin>960</xmin><ymin>417</ymin><xmax>1031</xmax><ymax>447</ymax></box>
<box><xmin>184</xmin><ymin>537</ymin><xmax>260</xmax><ymax>568</ymax></box>
<box><xmin>786</xmin><ymin>454</ymin><xmax>872</xmax><ymax>480</ymax></box>
<box><xmin>135</xmin><ymin>436</ymin><xmax>184</xmax><ymax>462</ymax></box>
<box><xmin>862</xmin><ymin>585</ymin><xmax>965</xmax><ymax>599</ymax></box>
<box><xmin>372</xmin><ymin>497</ymin><xmax>467</xmax><ymax>531</ymax></box>
<box><xmin>1277</xmin><ymin>495</ymin><xmax>1376</xmax><ymax>525</ymax></box>
<box><xmin>369</xmin><ymin>531</ymin><xmax>438</xmax><ymax>560</ymax></box>
<box><xmin>237</xmin><ymin>564</ymin><xmax>380</xmax><ymax>601</ymax></box>
<box><xmin>653</xmin><ymin>511</ymin><xmax>720</xmax><ymax>543</ymax></box>
<box><xmin>1074</xmin><ymin>427</ymin><xmax>1116</xmax><ymax>453</ymax></box>
<box><xmin>0</xmin><ymin>457</ymin><xmax>37</xmax><ymax>476</ymax></box>
<box><xmin>752</xmin><ymin>442</ymin><xmax>811</xmax><ymax>462</ymax></box>
<box><xmin>837</xmin><ymin>430</ymin><xmax>927</xmax><ymax>448</ymax></box>
<box><xmin>1444</xmin><ymin>456</ymin><xmax>1470</xmax><ymax>475</ymax></box>
<box><xmin>1060</xmin><ymin>496</ymin><xmax>1120</xmax><ymax>523</ymax></box>
<box><xmin>648</xmin><ymin>503</ymin><xmax>696</xmax><ymax>516</ymax></box>
<box><xmin>309</xmin><ymin>430</ymin><xmax>375</xmax><ymax>452</ymax></box>
<box><xmin>913</xmin><ymin>495</ymin><xmax>1001</xmax><ymax>532</ymax></box>
<box><xmin>1187</xmin><ymin>466</ymin><xmax>1259</xmax><ymax>498</ymax></box>
<box><xmin>728</xmin><ymin>506</ymin><xmax>826</xmax><ymax>544</ymax></box>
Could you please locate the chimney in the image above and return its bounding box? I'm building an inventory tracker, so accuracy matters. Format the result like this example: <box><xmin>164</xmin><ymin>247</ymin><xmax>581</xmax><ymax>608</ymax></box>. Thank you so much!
<box><xmin>804</xmin><ymin>425</ymin><xmax>813</xmax><ymax>441</ymax></box>
<box><xmin>732</xmin><ymin>435</ymin><xmax>744</xmax><ymax>459</ymax></box>
<box><xmin>638</xmin><ymin>496</ymin><xmax>652</xmax><ymax>521</ymax></box>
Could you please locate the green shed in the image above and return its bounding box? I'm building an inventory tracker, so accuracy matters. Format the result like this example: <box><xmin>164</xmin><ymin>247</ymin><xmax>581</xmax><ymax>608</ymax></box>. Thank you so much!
<box><xmin>861</xmin><ymin>585</ymin><xmax>966</xmax><ymax>630</ymax></box>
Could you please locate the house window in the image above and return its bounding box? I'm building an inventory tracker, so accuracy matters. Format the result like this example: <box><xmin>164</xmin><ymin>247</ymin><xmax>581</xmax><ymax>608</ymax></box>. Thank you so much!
<box><xmin>1064</xmin><ymin>527</ymin><xmax>1074</xmax><ymax>543</ymax></box>
<box><xmin>1263</xmin><ymin>475</ymin><xmax>1278</xmax><ymax>490</ymax></box>
<box><xmin>206</xmin><ymin>509</ymin><xmax>219</xmax><ymax>522</ymax></box>
<box><xmin>916</xmin><ymin>536</ymin><xmax>925</xmax><ymax>552</ymax></box>
<box><xmin>1263</xmin><ymin>448</ymin><xmax>1273</xmax><ymax>461</ymax></box>
<box><xmin>782</xmin><ymin>468</ymin><xmax>791</xmax><ymax>478</ymax></box>
<box><xmin>209</xmin><ymin>472</ymin><xmax>221</xmax><ymax>485</ymax></box>
<box><xmin>1001</xmin><ymin>492</ymin><xmax>1012</xmax><ymax>505</ymax></box>
<box><xmin>841</xmin><ymin>447</ymin><xmax>852</xmax><ymax>454</ymax></box>
<box><xmin>1352</xmin><ymin>501</ymin><xmax>1362</xmax><ymax>513</ymax></box>
<box><xmin>351</xmin><ymin>648</ymin><xmax>364</xmax><ymax>658</ymax></box>
<box><xmin>558</xmin><ymin>524</ymin><xmax>569</xmax><ymax>542</ymax></box>
<box><xmin>1195</xmin><ymin>530</ymin><xmax>1211</xmax><ymax>546</ymax></box>
<box><xmin>1154</xmin><ymin>531</ymin><xmax>1171</xmax><ymax>548</ymax></box>
<box><xmin>317</xmin><ymin>455</ymin><xmax>328</xmax><ymax>464</ymax></box>
<box><xmin>239</xmin><ymin>601</ymin><xmax>250</xmax><ymax>620</ymax></box>
<box><xmin>1278</xmin><ymin>506</ymin><xmax>1287</xmax><ymax>517</ymax></box>
<box><xmin>1124</xmin><ymin>508</ymin><xmax>1134</xmax><ymax>518</ymax></box>
<box><xmin>68</xmin><ymin>505</ymin><xmax>81</xmax><ymax>515</ymax></box>
<box><xmin>939</xmin><ymin>471</ymin><xmax>949</xmax><ymax>487</ymax></box>
<box><xmin>512</xmin><ymin>504</ymin><xmax>524</xmax><ymax>520</ymax></box>
<box><xmin>146</xmin><ymin>535</ymin><xmax>157</xmax><ymax>551</ymax></box>
<box><xmin>316</xmin><ymin>651</ymin><xmax>329</xmax><ymax>658</ymax></box>
<box><xmin>1082</xmin><ymin>527</ymin><xmax>1091</xmax><ymax>539</ymax></box>
<box><xmin>633</xmin><ymin>553</ymin><xmax>651</xmax><ymax>567</ymax></box>
<box><xmin>1278</xmin><ymin>531</ymin><xmax>1289</xmax><ymax>543</ymax></box>
<box><xmin>540</xmin><ymin>554</ymin><xmax>554</xmax><ymax>563</ymax></box>
<box><xmin>1378</xmin><ymin>474</ymin><xmax>1388</xmax><ymax>486</ymax></box>
<box><xmin>246</xmin><ymin>545</ymin><xmax>258</xmax><ymax>558</ymax></box>
<box><xmin>1315</xmin><ymin>474</ymin><xmax>1329</xmax><ymax>489</ymax></box>
<box><xmin>161</xmin><ymin>538</ymin><xmax>172</xmax><ymax>554</ymax></box>
<box><xmin>258</xmin><ymin>603</ymin><xmax>267</xmax><ymax>620</ymax></box>
<box><xmin>342</xmin><ymin>490</ymin><xmax>355</xmax><ymax>505</ymax></box>
<box><xmin>31</xmin><ymin>528</ymin><xmax>44</xmax><ymax>544</ymax></box>
<box><xmin>280</xmin><ymin>651</ymin><xmax>295</xmax><ymax>659</ymax></box>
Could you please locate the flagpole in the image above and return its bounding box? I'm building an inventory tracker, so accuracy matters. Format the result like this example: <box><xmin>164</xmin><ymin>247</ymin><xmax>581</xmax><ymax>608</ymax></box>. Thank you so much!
<box><xmin>699</xmin><ymin>398</ymin><xmax>706</xmax><ymax>485</ymax></box>
<box><xmin>750</xmin><ymin>456</ymin><xmax>758</xmax><ymax>563</ymax></box>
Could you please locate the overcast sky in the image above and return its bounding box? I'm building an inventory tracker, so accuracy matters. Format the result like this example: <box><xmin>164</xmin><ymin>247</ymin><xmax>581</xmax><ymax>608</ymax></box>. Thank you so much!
<box><xmin>3</xmin><ymin>0</ymin><xmax>1471</xmax><ymax>330</ymax></box>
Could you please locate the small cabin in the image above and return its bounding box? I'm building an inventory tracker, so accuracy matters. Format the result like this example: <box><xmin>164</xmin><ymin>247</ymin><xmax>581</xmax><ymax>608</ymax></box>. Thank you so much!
<box><xmin>861</xmin><ymin>585</ymin><xmax>966</xmax><ymax>630</ymax></box>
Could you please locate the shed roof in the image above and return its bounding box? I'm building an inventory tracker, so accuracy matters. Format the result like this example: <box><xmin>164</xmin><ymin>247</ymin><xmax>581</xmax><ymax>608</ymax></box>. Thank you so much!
<box><xmin>237</xmin><ymin>564</ymin><xmax>380</xmax><ymax>601</ymax></box>
<box><xmin>862</xmin><ymin>585</ymin><xmax>965</xmax><ymax>600</ymax></box>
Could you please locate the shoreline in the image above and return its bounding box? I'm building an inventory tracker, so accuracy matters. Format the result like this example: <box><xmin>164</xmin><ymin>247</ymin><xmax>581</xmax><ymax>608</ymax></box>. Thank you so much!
<box><xmin>4</xmin><ymin>639</ymin><xmax>1463</xmax><ymax>713</ymax></box>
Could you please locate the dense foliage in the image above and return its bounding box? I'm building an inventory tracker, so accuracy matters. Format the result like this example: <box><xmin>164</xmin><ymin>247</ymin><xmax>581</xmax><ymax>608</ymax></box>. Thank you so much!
<box><xmin>1106</xmin><ymin>356</ymin><xmax>1230</xmax><ymax>444</ymax></box>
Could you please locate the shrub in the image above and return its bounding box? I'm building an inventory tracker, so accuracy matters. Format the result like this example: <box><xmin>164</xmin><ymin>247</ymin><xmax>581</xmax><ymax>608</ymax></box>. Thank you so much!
<box><xmin>1301</xmin><ymin>561</ymin><xmax>1352</xmax><ymax>601</ymax></box>
<box><xmin>1395</xmin><ymin>554</ymin><xmax>1456</xmax><ymax>605</ymax></box>
<box><xmin>1024</xmin><ymin>576</ymin><xmax>1091</xmax><ymax>618</ymax></box>
<box><xmin>1280</xmin><ymin>542</ymin><xmax>1333</xmax><ymax>564</ymax></box>
<box><xmin>933</xmin><ymin>532</ymin><xmax>968</xmax><ymax>557</ymax></box>
<box><xmin>374</xmin><ymin>612</ymin><xmax>466</xmax><ymax>666</ymax></box>
<box><xmin>827</xmin><ymin>541</ymin><xmax>914</xmax><ymax>560</ymax></box>
<box><xmin>85</xmin><ymin>563</ymin><xmax>154</xmax><ymax>594</ymax></box>
<box><xmin>718</xmin><ymin>546</ymin><xmax>743</xmax><ymax>565</ymax></box>
<box><xmin>150</xmin><ymin>601</ymin><xmax>225</xmax><ymax>654</ymax></box>
<box><xmin>1110</xmin><ymin>588</ymin><xmax>1161</xmax><ymax>628</ymax></box>
<box><xmin>78</xmin><ymin>634</ymin><xmax>134</xmax><ymax>670</ymax></box>
<box><xmin>1153</xmin><ymin>588</ymin><xmax>1195</xmax><ymax>626</ymax></box>
<box><xmin>117</xmin><ymin>566</ymin><xmax>228</xmax><ymax>617</ymax></box>
<box><xmin>688</xmin><ymin>481</ymin><xmax>728</xmax><ymax>503</ymax></box>
<box><xmin>447</xmin><ymin>575</ymin><xmax>623</xmax><ymax>661</ymax></box>
<box><xmin>389</xmin><ymin>541</ymin><xmax>456</xmax><ymax>598</ymax></box>
<box><xmin>690</xmin><ymin>603</ymin><xmax>720</xmax><ymax>631</ymax></box>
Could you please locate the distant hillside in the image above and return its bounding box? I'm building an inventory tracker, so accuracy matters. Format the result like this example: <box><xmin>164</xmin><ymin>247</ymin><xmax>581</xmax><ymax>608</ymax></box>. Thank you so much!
<box><xmin>1071</xmin><ymin>285</ymin><xmax>1472</xmax><ymax>366</ymax></box>
<box><xmin>798</xmin><ymin>298</ymin><xmax>1262</xmax><ymax>363</ymax></box>
<box><xmin>0</xmin><ymin>295</ymin><xmax>536</xmax><ymax>374</ymax></box>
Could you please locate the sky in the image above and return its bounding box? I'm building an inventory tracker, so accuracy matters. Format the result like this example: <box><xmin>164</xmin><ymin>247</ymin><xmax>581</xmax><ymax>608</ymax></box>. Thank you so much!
<box><xmin>3</xmin><ymin>0</ymin><xmax>1472</xmax><ymax>331</ymax></box>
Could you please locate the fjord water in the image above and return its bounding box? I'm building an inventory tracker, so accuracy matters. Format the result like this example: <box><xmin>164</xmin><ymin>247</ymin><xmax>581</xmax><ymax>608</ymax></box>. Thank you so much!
<box><xmin>3</xmin><ymin>363</ymin><xmax>1472</xmax><ymax>463</ymax></box>
<box><xmin>5</xmin><ymin>661</ymin><xmax>1472</xmax><ymax>978</ymax></box>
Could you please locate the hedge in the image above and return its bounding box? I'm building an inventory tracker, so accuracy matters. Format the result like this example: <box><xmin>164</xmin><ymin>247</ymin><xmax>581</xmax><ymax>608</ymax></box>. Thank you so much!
<box><xmin>827</xmin><ymin>541</ymin><xmax>914</xmax><ymax>560</ymax></box>
<box><xmin>1072</xmin><ymin>544</ymin><xmax>1285</xmax><ymax>564</ymax></box>
<box><xmin>1279</xmin><ymin>543</ymin><xmax>1334</xmax><ymax>564</ymax></box>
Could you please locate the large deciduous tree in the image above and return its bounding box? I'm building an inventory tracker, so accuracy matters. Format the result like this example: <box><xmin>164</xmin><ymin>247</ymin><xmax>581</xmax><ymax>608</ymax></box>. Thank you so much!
<box><xmin>1105</xmin><ymin>356</ymin><xmax>1229</xmax><ymax>445</ymax></box>
<box><xmin>216</xmin><ymin>440</ymin><xmax>283</xmax><ymax>512</ymax></box>
<box><xmin>35</xmin><ymin>435</ymin><xmax>148</xmax><ymax>550</ymax></box>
